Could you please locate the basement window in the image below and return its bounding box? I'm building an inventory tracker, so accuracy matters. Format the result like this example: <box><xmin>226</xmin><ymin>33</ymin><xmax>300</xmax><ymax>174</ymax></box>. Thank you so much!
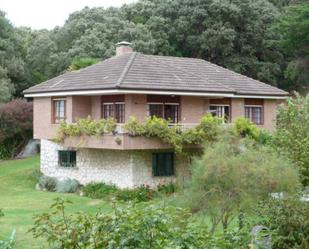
<box><xmin>58</xmin><ymin>150</ymin><xmax>76</xmax><ymax>168</ymax></box>
<box><xmin>152</xmin><ymin>153</ymin><xmax>174</xmax><ymax>177</ymax></box>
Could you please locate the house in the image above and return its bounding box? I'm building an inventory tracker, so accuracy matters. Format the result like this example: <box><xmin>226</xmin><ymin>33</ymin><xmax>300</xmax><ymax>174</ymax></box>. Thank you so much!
<box><xmin>24</xmin><ymin>41</ymin><xmax>288</xmax><ymax>188</ymax></box>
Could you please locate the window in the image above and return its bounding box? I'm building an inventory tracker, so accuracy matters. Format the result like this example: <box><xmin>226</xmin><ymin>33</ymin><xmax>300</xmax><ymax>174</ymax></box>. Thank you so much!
<box><xmin>148</xmin><ymin>104</ymin><xmax>180</xmax><ymax>123</ymax></box>
<box><xmin>53</xmin><ymin>99</ymin><xmax>66</xmax><ymax>123</ymax></box>
<box><xmin>209</xmin><ymin>105</ymin><xmax>230</xmax><ymax>122</ymax></box>
<box><xmin>149</xmin><ymin>104</ymin><xmax>163</xmax><ymax>118</ymax></box>
<box><xmin>245</xmin><ymin>106</ymin><xmax>263</xmax><ymax>125</ymax></box>
<box><xmin>58</xmin><ymin>150</ymin><xmax>76</xmax><ymax>167</ymax></box>
<box><xmin>102</xmin><ymin>102</ymin><xmax>125</xmax><ymax>123</ymax></box>
<box><xmin>152</xmin><ymin>153</ymin><xmax>174</xmax><ymax>177</ymax></box>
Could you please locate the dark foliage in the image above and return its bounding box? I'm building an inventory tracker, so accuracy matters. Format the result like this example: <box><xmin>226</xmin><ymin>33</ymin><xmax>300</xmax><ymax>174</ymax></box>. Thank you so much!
<box><xmin>0</xmin><ymin>99</ymin><xmax>33</xmax><ymax>159</ymax></box>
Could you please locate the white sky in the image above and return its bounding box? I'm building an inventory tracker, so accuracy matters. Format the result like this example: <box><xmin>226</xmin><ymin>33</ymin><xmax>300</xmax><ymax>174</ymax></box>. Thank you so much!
<box><xmin>1</xmin><ymin>0</ymin><xmax>136</xmax><ymax>30</ymax></box>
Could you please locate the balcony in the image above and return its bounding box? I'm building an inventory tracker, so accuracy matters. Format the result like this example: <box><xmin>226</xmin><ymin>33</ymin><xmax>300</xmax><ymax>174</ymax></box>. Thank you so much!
<box><xmin>62</xmin><ymin>123</ymin><xmax>200</xmax><ymax>150</ymax></box>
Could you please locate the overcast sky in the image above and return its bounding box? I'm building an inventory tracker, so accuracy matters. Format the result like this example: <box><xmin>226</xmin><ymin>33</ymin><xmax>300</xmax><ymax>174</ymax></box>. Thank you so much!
<box><xmin>1</xmin><ymin>0</ymin><xmax>136</xmax><ymax>30</ymax></box>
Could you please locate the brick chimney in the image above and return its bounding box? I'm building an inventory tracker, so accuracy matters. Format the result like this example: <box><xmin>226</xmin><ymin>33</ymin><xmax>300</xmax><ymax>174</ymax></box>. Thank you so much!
<box><xmin>116</xmin><ymin>41</ymin><xmax>133</xmax><ymax>56</ymax></box>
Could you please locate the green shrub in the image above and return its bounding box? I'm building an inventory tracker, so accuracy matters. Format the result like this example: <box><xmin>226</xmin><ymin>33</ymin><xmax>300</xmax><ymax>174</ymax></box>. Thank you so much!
<box><xmin>186</xmin><ymin>134</ymin><xmax>300</xmax><ymax>232</ymax></box>
<box><xmin>82</xmin><ymin>182</ymin><xmax>117</xmax><ymax>199</ymax></box>
<box><xmin>38</xmin><ymin>175</ymin><xmax>57</xmax><ymax>192</ymax></box>
<box><xmin>157</xmin><ymin>182</ymin><xmax>178</xmax><ymax>195</ymax></box>
<box><xmin>116</xmin><ymin>185</ymin><xmax>154</xmax><ymax>202</ymax></box>
<box><xmin>232</xmin><ymin>117</ymin><xmax>260</xmax><ymax>140</ymax></box>
<box><xmin>30</xmin><ymin>198</ymin><xmax>251</xmax><ymax>249</ymax></box>
<box><xmin>257</xmin><ymin>197</ymin><xmax>309</xmax><ymax>249</ymax></box>
<box><xmin>56</xmin><ymin>179</ymin><xmax>80</xmax><ymax>193</ymax></box>
<box><xmin>273</xmin><ymin>93</ymin><xmax>309</xmax><ymax>185</ymax></box>
<box><xmin>26</xmin><ymin>168</ymin><xmax>41</xmax><ymax>183</ymax></box>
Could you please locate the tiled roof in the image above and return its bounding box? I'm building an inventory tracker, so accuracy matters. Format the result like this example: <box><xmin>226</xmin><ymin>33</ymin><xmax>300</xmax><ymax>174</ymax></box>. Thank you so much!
<box><xmin>24</xmin><ymin>52</ymin><xmax>288</xmax><ymax>96</ymax></box>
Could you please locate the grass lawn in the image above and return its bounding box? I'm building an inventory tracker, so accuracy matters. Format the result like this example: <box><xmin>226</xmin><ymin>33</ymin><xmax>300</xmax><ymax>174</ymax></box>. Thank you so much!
<box><xmin>0</xmin><ymin>156</ymin><xmax>111</xmax><ymax>249</ymax></box>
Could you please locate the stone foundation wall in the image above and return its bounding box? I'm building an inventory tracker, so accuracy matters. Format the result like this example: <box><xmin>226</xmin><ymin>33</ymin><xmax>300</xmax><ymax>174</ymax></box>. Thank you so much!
<box><xmin>40</xmin><ymin>139</ymin><xmax>191</xmax><ymax>188</ymax></box>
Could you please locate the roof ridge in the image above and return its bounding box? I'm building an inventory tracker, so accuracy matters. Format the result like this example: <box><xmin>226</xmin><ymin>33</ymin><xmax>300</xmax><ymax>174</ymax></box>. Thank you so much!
<box><xmin>147</xmin><ymin>54</ymin><xmax>235</xmax><ymax>93</ymax></box>
<box><xmin>116</xmin><ymin>52</ymin><xmax>137</xmax><ymax>87</ymax></box>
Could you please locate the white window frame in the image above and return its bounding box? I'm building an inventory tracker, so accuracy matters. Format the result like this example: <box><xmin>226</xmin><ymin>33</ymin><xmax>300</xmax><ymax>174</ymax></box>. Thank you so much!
<box><xmin>209</xmin><ymin>104</ymin><xmax>230</xmax><ymax>123</ymax></box>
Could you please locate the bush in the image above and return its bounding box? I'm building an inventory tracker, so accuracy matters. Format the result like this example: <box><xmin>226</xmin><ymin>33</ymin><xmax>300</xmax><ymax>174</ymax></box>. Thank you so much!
<box><xmin>116</xmin><ymin>185</ymin><xmax>154</xmax><ymax>202</ymax></box>
<box><xmin>30</xmin><ymin>198</ymin><xmax>251</xmax><ymax>249</ymax></box>
<box><xmin>38</xmin><ymin>175</ymin><xmax>57</xmax><ymax>191</ymax></box>
<box><xmin>257</xmin><ymin>197</ymin><xmax>309</xmax><ymax>249</ymax></box>
<box><xmin>56</xmin><ymin>179</ymin><xmax>80</xmax><ymax>193</ymax></box>
<box><xmin>232</xmin><ymin>117</ymin><xmax>260</xmax><ymax>140</ymax></box>
<box><xmin>273</xmin><ymin>93</ymin><xmax>309</xmax><ymax>185</ymax></box>
<box><xmin>186</xmin><ymin>134</ymin><xmax>300</xmax><ymax>232</ymax></box>
<box><xmin>157</xmin><ymin>182</ymin><xmax>178</xmax><ymax>195</ymax></box>
<box><xmin>26</xmin><ymin>168</ymin><xmax>41</xmax><ymax>183</ymax></box>
<box><xmin>82</xmin><ymin>182</ymin><xmax>117</xmax><ymax>198</ymax></box>
<box><xmin>0</xmin><ymin>99</ymin><xmax>33</xmax><ymax>159</ymax></box>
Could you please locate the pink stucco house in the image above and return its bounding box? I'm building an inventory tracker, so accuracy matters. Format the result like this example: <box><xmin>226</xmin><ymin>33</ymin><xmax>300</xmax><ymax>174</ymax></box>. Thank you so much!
<box><xmin>24</xmin><ymin>42</ymin><xmax>287</xmax><ymax>188</ymax></box>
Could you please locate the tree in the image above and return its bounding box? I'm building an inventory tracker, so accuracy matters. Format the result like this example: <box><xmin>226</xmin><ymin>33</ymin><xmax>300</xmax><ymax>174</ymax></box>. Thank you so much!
<box><xmin>67</xmin><ymin>57</ymin><xmax>100</xmax><ymax>71</ymax></box>
<box><xmin>0</xmin><ymin>99</ymin><xmax>33</xmax><ymax>158</ymax></box>
<box><xmin>273</xmin><ymin>93</ymin><xmax>309</xmax><ymax>185</ymax></box>
<box><xmin>275</xmin><ymin>1</ymin><xmax>309</xmax><ymax>92</ymax></box>
<box><xmin>0</xmin><ymin>11</ymin><xmax>30</xmax><ymax>99</ymax></box>
<box><xmin>187</xmin><ymin>134</ymin><xmax>300</xmax><ymax>232</ymax></box>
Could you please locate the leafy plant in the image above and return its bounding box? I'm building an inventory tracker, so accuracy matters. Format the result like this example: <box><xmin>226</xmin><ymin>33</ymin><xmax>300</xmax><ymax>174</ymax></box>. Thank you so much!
<box><xmin>82</xmin><ymin>182</ymin><xmax>117</xmax><ymax>199</ymax></box>
<box><xmin>38</xmin><ymin>175</ymin><xmax>57</xmax><ymax>192</ymax></box>
<box><xmin>232</xmin><ymin>117</ymin><xmax>260</xmax><ymax>140</ymax></box>
<box><xmin>116</xmin><ymin>185</ymin><xmax>154</xmax><ymax>202</ymax></box>
<box><xmin>55</xmin><ymin>179</ymin><xmax>80</xmax><ymax>193</ymax></box>
<box><xmin>273</xmin><ymin>93</ymin><xmax>309</xmax><ymax>185</ymax></box>
<box><xmin>125</xmin><ymin>114</ymin><xmax>222</xmax><ymax>154</ymax></box>
<box><xmin>30</xmin><ymin>198</ymin><xmax>252</xmax><ymax>249</ymax></box>
<box><xmin>157</xmin><ymin>182</ymin><xmax>178</xmax><ymax>195</ymax></box>
<box><xmin>186</xmin><ymin>134</ymin><xmax>300</xmax><ymax>233</ymax></box>
<box><xmin>55</xmin><ymin>117</ymin><xmax>117</xmax><ymax>142</ymax></box>
<box><xmin>257</xmin><ymin>197</ymin><xmax>309</xmax><ymax>249</ymax></box>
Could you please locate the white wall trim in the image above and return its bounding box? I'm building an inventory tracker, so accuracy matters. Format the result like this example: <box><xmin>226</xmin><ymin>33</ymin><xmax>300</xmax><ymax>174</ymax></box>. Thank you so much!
<box><xmin>24</xmin><ymin>89</ymin><xmax>287</xmax><ymax>100</ymax></box>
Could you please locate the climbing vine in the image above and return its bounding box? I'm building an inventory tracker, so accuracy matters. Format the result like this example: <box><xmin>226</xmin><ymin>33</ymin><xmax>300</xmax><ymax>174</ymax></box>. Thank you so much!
<box><xmin>55</xmin><ymin>117</ymin><xmax>117</xmax><ymax>142</ymax></box>
<box><xmin>55</xmin><ymin>114</ymin><xmax>222</xmax><ymax>154</ymax></box>
<box><xmin>124</xmin><ymin>114</ymin><xmax>222</xmax><ymax>153</ymax></box>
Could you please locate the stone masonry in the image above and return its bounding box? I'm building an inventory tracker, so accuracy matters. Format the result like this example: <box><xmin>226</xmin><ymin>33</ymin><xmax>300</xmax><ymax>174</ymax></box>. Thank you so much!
<box><xmin>40</xmin><ymin>139</ymin><xmax>191</xmax><ymax>188</ymax></box>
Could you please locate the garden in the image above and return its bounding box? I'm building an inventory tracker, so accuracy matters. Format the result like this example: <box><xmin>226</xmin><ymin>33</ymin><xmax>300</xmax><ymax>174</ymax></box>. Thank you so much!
<box><xmin>1</xmin><ymin>94</ymin><xmax>309</xmax><ymax>248</ymax></box>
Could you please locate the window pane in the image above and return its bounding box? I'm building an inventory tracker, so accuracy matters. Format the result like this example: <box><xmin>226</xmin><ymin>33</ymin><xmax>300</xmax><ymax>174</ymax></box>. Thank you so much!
<box><xmin>149</xmin><ymin>104</ymin><xmax>163</xmax><ymax>118</ymax></box>
<box><xmin>103</xmin><ymin>104</ymin><xmax>114</xmax><ymax>119</ymax></box>
<box><xmin>115</xmin><ymin>103</ymin><xmax>125</xmax><ymax>123</ymax></box>
<box><xmin>245</xmin><ymin>106</ymin><xmax>262</xmax><ymax>125</ymax></box>
<box><xmin>152</xmin><ymin>153</ymin><xmax>174</xmax><ymax>177</ymax></box>
<box><xmin>164</xmin><ymin>105</ymin><xmax>179</xmax><ymax>123</ymax></box>
<box><xmin>58</xmin><ymin>151</ymin><xmax>76</xmax><ymax>167</ymax></box>
<box><xmin>54</xmin><ymin>100</ymin><xmax>66</xmax><ymax>123</ymax></box>
<box><xmin>209</xmin><ymin>105</ymin><xmax>230</xmax><ymax>122</ymax></box>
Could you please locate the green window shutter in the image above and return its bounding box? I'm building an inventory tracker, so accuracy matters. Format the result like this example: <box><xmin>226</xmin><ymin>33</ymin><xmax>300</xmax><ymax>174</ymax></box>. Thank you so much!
<box><xmin>165</xmin><ymin>153</ymin><xmax>174</xmax><ymax>176</ymax></box>
<box><xmin>152</xmin><ymin>152</ymin><xmax>174</xmax><ymax>176</ymax></box>
<box><xmin>152</xmin><ymin>153</ymin><xmax>158</xmax><ymax>176</ymax></box>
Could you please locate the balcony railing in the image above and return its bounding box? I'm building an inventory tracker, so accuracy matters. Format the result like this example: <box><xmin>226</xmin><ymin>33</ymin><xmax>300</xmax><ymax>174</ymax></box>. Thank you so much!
<box><xmin>114</xmin><ymin>123</ymin><xmax>199</xmax><ymax>134</ymax></box>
